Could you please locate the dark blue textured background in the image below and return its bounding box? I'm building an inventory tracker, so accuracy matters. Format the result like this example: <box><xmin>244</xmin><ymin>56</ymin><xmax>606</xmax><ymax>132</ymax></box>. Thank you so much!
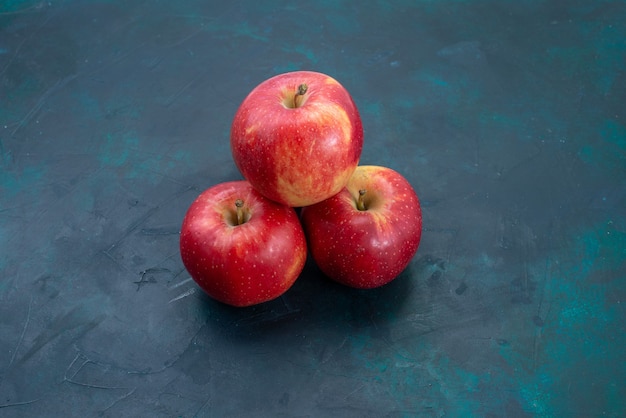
<box><xmin>1</xmin><ymin>1</ymin><xmax>625</xmax><ymax>416</ymax></box>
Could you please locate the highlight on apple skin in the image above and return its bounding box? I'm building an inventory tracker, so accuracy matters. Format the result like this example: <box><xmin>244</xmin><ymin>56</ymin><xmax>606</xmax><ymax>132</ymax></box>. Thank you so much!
<box><xmin>179</xmin><ymin>181</ymin><xmax>307</xmax><ymax>307</ymax></box>
<box><xmin>300</xmin><ymin>165</ymin><xmax>422</xmax><ymax>289</ymax></box>
<box><xmin>230</xmin><ymin>70</ymin><xmax>364</xmax><ymax>208</ymax></box>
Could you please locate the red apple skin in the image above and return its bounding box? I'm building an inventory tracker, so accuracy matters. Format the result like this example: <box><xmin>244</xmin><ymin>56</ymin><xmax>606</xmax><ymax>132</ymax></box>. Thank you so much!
<box><xmin>230</xmin><ymin>70</ymin><xmax>363</xmax><ymax>207</ymax></box>
<box><xmin>179</xmin><ymin>181</ymin><xmax>307</xmax><ymax>307</ymax></box>
<box><xmin>300</xmin><ymin>166</ymin><xmax>422</xmax><ymax>289</ymax></box>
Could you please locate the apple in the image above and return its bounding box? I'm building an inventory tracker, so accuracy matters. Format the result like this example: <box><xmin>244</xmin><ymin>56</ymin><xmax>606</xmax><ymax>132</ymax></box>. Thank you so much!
<box><xmin>179</xmin><ymin>181</ymin><xmax>307</xmax><ymax>307</ymax></box>
<box><xmin>300</xmin><ymin>165</ymin><xmax>422</xmax><ymax>289</ymax></box>
<box><xmin>230</xmin><ymin>70</ymin><xmax>364</xmax><ymax>207</ymax></box>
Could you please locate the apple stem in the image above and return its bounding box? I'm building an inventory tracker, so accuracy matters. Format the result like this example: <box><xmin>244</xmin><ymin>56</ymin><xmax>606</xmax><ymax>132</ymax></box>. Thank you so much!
<box><xmin>294</xmin><ymin>84</ymin><xmax>308</xmax><ymax>108</ymax></box>
<box><xmin>235</xmin><ymin>199</ymin><xmax>244</xmax><ymax>225</ymax></box>
<box><xmin>357</xmin><ymin>189</ymin><xmax>367</xmax><ymax>211</ymax></box>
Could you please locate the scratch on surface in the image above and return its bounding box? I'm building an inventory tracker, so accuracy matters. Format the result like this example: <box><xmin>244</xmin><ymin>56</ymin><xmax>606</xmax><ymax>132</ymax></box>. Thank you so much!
<box><xmin>345</xmin><ymin>383</ymin><xmax>366</xmax><ymax>399</ymax></box>
<box><xmin>146</xmin><ymin>55</ymin><xmax>164</xmax><ymax>71</ymax></box>
<box><xmin>11</xmin><ymin>74</ymin><xmax>78</xmax><ymax>136</ymax></box>
<box><xmin>8</xmin><ymin>296</ymin><xmax>33</xmax><ymax>369</ymax></box>
<box><xmin>168</xmin><ymin>277</ymin><xmax>193</xmax><ymax>290</ymax></box>
<box><xmin>101</xmin><ymin>387</ymin><xmax>137</xmax><ymax>412</ymax></box>
<box><xmin>532</xmin><ymin>327</ymin><xmax>543</xmax><ymax>372</ymax></box>
<box><xmin>0</xmin><ymin>399</ymin><xmax>41</xmax><ymax>409</ymax></box>
<box><xmin>102</xmin><ymin>247</ymin><xmax>125</xmax><ymax>271</ymax></box>
<box><xmin>164</xmin><ymin>74</ymin><xmax>203</xmax><ymax>107</ymax></box>
<box><xmin>126</xmin><ymin>324</ymin><xmax>205</xmax><ymax>376</ymax></box>
<box><xmin>0</xmin><ymin>37</ymin><xmax>28</xmax><ymax>78</ymax></box>
<box><xmin>65</xmin><ymin>374</ymin><xmax>128</xmax><ymax>390</ymax></box>
<box><xmin>193</xmin><ymin>396</ymin><xmax>212</xmax><ymax>418</ymax></box>
<box><xmin>114</xmin><ymin>206</ymin><xmax>160</xmax><ymax>247</ymax></box>
<box><xmin>63</xmin><ymin>352</ymin><xmax>130</xmax><ymax>390</ymax></box>
<box><xmin>126</xmin><ymin>163</ymin><xmax>197</xmax><ymax>188</ymax></box>
<box><xmin>169</xmin><ymin>287</ymin><xmax>196</xmax><ymax>303</ymax></box>
<box><xmin>0</xmin><ymin>7</ymin><xmax>55</xmax><ymax>77</ymax></box>
<box><xmin>320</xmin><ymin>336</ymin><xmax>348</xmax><ymax>365</ymax></box>
<box><xmin>19</xmin><ymin>306</ymin><xmax>104</xmax><ymax>365</ymax></box>
<box><xmin>164</xmin><ymin>26</ymin><xmax>205</xmax><ymax>48</ymax></box>
<box><xmin>498</xmin><ymin>142</ymin><xmax>543</xmax><ymax>180</ymax></box>
<box><xmin>140</xmin><ymin>226</ymin><xmax>180</xmax><ymax>236</ymax></box>
<box><xmin>83</xmin><ymin>42</ymin><xmax>147</xmax><ymax>78</ymax></box>
<box><xmin>531</xmin><ymin>256</ymin><xmax>554</xmax><ymax>370</ymax></box>
<box><xmin>134</xmin><ymin>267</ymin><xmax>171</xmax><ymax>291</ymax></box>
<box><xmin>103</xmin><ymin>206</ymin><xmax>160</xmax><ymax>266</ymax></box>
<box><xmin>64</xmin><ymin>352</ymin><xmax>92</xmax><ymax>381</ymax></box>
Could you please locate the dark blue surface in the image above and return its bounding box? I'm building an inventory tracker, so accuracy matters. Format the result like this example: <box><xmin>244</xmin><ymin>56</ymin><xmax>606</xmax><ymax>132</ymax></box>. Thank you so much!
<box><xmin>1</xmin><ymin>1</ymin><xmax>625</xmax><ymax>416</ymax></box>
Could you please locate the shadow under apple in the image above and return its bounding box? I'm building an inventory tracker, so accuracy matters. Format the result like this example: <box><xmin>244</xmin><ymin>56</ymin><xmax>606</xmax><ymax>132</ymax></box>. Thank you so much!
<box><xmin>196</xmin><ymin>254</ymin><xmax>416</xmax><ymax>341</ymax></box>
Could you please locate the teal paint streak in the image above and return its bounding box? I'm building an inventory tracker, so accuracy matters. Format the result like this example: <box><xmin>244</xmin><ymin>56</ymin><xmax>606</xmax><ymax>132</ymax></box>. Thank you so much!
<box><xmin>327</xmin><ymin>13</ymin><xmax>360</xmax><ymax>35</ymax></box>
<box><xmin>578</xmin><ymin>144</ymin><xmax>594</xmax><ymax>163</ymax></box>
<box><xmin>519</xmin><ymin>384</ymin><xmax>555</xmax><ymax>417</ymax></box>
<box><xmin>271</xmin><ymin>62</ymin><xmax>302</xmax><ymax>74</ymax></box>
<box><xmin>102</xmin><ymin>92</ymin><xmax>143</xmax><ymax>121</ymax></box>
<box><xmin>428</xmin><ymin>355</ymin><xmax>486</xmax><ymax>417</ymax></box>
<box><xmin>0</xmin><ymin>165</ymin><xmax>45</xmax><ymax>199</ymax></box>
<box><xmin>578</xmin><ymin>118</ymin><xmax>626</xmax><ymax>172</ymax></box>
<box><xmin>133</xmin><ymin>148</ymin><xmax>194</xmax><ymax>185</ymax></box>
<box><xmin>274</xmin><ymin>45</ymin><xmax>318</xmax><ymax>70</ymax></box>
<box><xmin>287</xmin><ymin>0</ymin><xmax>361</xmax><ymax>34</ymax></box>
<box><xmin>410</xmin><ymin>67</ymin><xmax>483</xmax><ymax>119</ymax></box>
<box><xmin>228</xmin><ymin>21</ymin><xmax>270</xmax><ymax>42</ymax></box>
<box><xmin>72</xmin><ymin>91</ymin><xmax>102</xmax><ymax>120</ymax></box>
<box><xmin>500</xmin><ymin>221</ymin><xmax>626</xmax><ymax>416</ymax></box>
<box><xmin>0</xmin><ymin>0</ymin><xmax>41</xmax><ymax>13</ymax></box>
<box><xmin>98</xmin><ymin>132</ymin><xmax>139</xmax><ymax>168</ymax></box>
<box><xmin>541</xmin><ymin>5</ymin><xmax>626</xmax><ymax>97</ymax></box>
<box><xmin>411</xmin><ymin>69</ymin><xmax>457</xmax><ymax>108</ymax></box>
<box><xmin>293</xmin><ymin>45</ymin><xmax>318</xmax><ymax>64</ymax></box>
<box><xmin>601</xmin><ymin>119</ymin><xmax>626</xmax><ymax>151</ymax></box>
<box><xmin>576</xmin><ymin>220</ymin><xmax>626</xmax><ymax>284</ymax></box>
<box><xmin>359</xmin><ymin>100</ymin><xmax>382</xmax><ymax>117</ymax></box>
<box><xmin>74</xmin><ymin>92</ymin><xmax>153</xmax><ymax>180</ymax></box>
<box><xmin>204</xmin><ymin>20</ymin><xmax>269</xmax><ymax>43</ymax></box>
<box><xmin>581</xmin><ymin>22</ymin><xmax>626</xmax><ymax>95</ymax></box>
<box><xmin>543</xmin><ymin>282</ymin><xmax>624</xmax><ymax>416</ymax></box>
<box><xmin>479</xmin><ymin>111</ymin><xmax>526</xmax><ymax>132</ymax></box>
<box><xmin>345</xmin><ymin>330</ymin><xmax>511</xmax><ymax>416</ymax></box>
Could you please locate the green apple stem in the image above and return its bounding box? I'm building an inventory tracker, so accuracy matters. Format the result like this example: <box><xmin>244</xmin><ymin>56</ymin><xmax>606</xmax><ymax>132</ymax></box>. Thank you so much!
<box><xmin>294</xmin><ymin>84</ymin><xmax>308</xmax><ymax>108</ymax></box>
<box><xmin>235</xmin><ymin>199</ymin><xmax>244</xmax><ymax>225</ymax></box>
<box><xmin>357</xmin><ymin>189</ymin><xmax>367</xmax><ymax>211</ymax></box>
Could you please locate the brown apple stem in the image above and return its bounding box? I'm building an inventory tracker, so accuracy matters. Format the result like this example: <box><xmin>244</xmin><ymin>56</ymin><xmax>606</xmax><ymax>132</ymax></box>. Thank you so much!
<box><xmin>235</xmin><ymin>199</ymin><xmax>244</xmax><ymax>225</ymax></box>
<box><xmin>357</xmin><ymin>189</ymin><xmax>367</xmax><ymax>211</ymax></box>
<box><xmin>294</xmin><ymin>83</ymin><xmax>308</xmax><ymax>108</ymax></box>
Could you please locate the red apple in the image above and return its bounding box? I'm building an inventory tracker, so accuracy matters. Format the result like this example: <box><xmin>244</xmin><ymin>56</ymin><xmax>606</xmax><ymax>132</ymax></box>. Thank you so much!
<box><xmin>300</xmin><ymin>165</ymin><xmax>422</xmax><ymax>289</ymax></box>
<box><xmin>230</xmin><ymin>70</ymin><xmax>363</xmax><ymax>207</ymax></box>
<box><xmin>179</xmin><ymin>181</ymin><xmax>307</xmax><ymax>307</ymax></box>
